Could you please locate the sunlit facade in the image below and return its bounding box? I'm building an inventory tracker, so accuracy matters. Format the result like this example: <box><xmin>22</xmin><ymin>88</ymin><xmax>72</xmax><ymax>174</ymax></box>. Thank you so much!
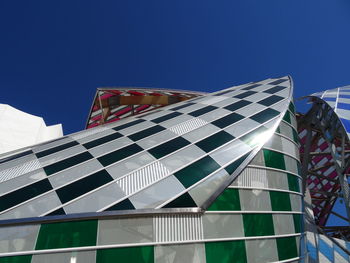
<box><xmin>0</xmin><ymin>77</ymin><xmax>349</xmax><ymax>262</ymax></box>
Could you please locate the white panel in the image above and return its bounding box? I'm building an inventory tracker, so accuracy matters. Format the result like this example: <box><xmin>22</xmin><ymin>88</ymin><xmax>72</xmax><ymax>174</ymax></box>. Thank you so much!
<box><xmin>0</xmin><ymin>224</ymin><xmax>40</xmax><ymax>253</ymax></box>
<box><xmin>202</xmin><ymin>214</ymin><xmax>244</xmax><ymax>239</ymax></box>
<box><xmin>155</xmin><ymin>243</ymin><xmax>206</xmax><ymax>263</ymax></box>
<box><xmin>32</xmin><ymin>250</ymin><xmax>96</xmax><ymax>263</ymax></box>
<box><xmin>98</xmin><ymin>218</ymin><xmax>153</xmax><ymax>245</ymax></box>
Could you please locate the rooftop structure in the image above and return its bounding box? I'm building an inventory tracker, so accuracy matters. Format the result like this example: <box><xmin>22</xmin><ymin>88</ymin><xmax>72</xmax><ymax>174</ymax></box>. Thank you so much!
<box><xmin>0</xmin><ymin>104</ymin><xmax>63</xmax><ymax>155</ymax></box>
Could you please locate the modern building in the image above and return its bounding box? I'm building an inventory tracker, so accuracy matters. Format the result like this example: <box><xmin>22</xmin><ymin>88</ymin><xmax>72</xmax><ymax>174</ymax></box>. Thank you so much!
<box><xmin>0</xmin><ymin>77</ymin><xmax>348</xmax><ymax>262</ymax></box>
<box><xmin>0</xmin><ymin>104</ymin><xmax>62</xmax><ymax>155</ymax></box>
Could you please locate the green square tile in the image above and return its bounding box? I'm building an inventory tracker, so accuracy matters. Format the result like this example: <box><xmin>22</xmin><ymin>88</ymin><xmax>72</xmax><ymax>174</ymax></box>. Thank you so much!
<box><xmin>205</xmin><ymin>241</ymin><xmax>247</xmax><ymax>263</ymax></box>
<box><xmin>163</xmin><ymin>192</ymin><xmax>197</xmax><ymax>208</ymax></box>
<box><xmin>243</xmin><ymin>214</ymin><xmax>275</xmax><ymax>237</ymax></box>
<box><xmin>35</xmin><ymin>220</ymin><xmax>97</xmax><ymax>249</ymax></box>
<box><xmin>96</xmin><ymin>246</ymin><xmax>154</xmax><ymax>263</ymax></box>
<box><xmin>149</xmin><ymin>137</ymin><xmax>190</xmax><ymax>159</ymax></box>
<box><xmin>44</xmin><ymin>152</ymin><xmax>93</xmax><ymax>175</ymax></box>
<box><xmin>287</xmin><ymin>173</ymin><xmax>300</xmax><ymax>192</ymax></box>
<box><xmin>0</xmin><ymin>256</ymin><xmax>32</xmax><ymax>263</ymax></box>
<box><xmin>250</xmin><ymin>108</ymin><xmax>280</xmax><ymax>124</ymax></box>
<box><xmin>83</xmin><ymin>132</ymin><xmax>122</xmax><ymax>149</ymax></box>
<box><xmin>196</xmin><ymin>131</ymin><xmax>235</xmax><ymax>152</ymax></box>
<box><xmin>174</xmin><ymin>156</ymin><xmax>220</xmax><ymax>188</ymax></box>
<box><xmin>263</xmin><ymin>149</ymin><xmax>286</xmax><ymax>170</ymax></box>
<box><xmin>270</xmin><ymin>191</ymin><xmax>291</xmax><ymax>211</ymax></box>
<box><xmin>292</xmin><ymin>129</ymin><xmax>299</xmax><ymax>144</ymax></box>
<box><xmin>207</xmin><ymin>188</ymin><xmax>241</xmax><ymax>211</ymax></box>
<box><xmin>98</xmin><ymin>144</ymin><xmax>143</xmax><ymax>166</ymax></box>
<box><xmin>293</xmin><ymin>214</ymin><xmax>303</xmax><ymax>233</ymax></box>
<box><xmin>225</xmin><ymin>153</ymin><xmax>250</xmax><ymax>175</ymax></box>
<box><xmin>283</xmin><ymin>111</ymin><xmax>291</xmax><ymax>124</ymax></box>
<box><xmin>276</xmin><ymin>236</ymin><xmax>298</xmax><ymax>260</ymax></box>
<box><xmin>105</xmin><ymin>198</ymin><xmax>135</xmax><ymax>211</ymax></box>
<box><xmin>289</xmin><ymin>103</ymin><xmax>295</xmax><ymax>115</ymax></box>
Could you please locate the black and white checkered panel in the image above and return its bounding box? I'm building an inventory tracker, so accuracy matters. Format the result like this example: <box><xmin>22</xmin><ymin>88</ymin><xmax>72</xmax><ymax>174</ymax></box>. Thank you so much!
<box><xmin>0</xmin><ymin>77</ymin><xmax>292</xmax><ymax>219</ymax></box>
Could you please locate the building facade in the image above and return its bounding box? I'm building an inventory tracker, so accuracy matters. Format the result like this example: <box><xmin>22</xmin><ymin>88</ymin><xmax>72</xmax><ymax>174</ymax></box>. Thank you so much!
<box><xmin>0</xmin><ymin>77</ymin><xmax>348</xmax><ymax>262</ymax></box>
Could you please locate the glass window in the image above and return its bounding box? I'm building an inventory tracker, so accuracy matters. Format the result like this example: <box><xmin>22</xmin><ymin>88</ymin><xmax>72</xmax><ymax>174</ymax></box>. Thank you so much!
<box><xmin>56</xmin><ymin>170</ymin><xmax>113</xmax><ymax>204</ymax></box>
<box><xmin>44</xmin><ymin>152</ymin><xmax>93</xmax><ymax>175</ymax></box>
<box><xmin>98</xmin><ymin>144</ymin><xmax>143</xmax><ymax>166</ymax></box>
<box><xmin>148</xmin><ymin>137</ymin><xmax>190</xmax><ymax>159</ymax></box>
<box><xmin>35</xmin><ymin>220</ymin><xmax>97</xmax><ymax>249</ymax></box>
<box><xmin>174</xmin><ymin>156</ymin><xmax>220</xmax><ymax>188</ymax></box>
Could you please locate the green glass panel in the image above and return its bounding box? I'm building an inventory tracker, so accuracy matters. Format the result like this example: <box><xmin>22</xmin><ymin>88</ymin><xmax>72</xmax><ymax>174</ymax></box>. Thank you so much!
<box><xmin>250</xmin><ymin>108</ymin><xmax>279</xmax><ymax>124</ymax></box>
<box><xmin>0</xmin><ymin>179</ymin><xmax>52</xmax><ymax>212</ymax></box>
<box><xmin>269</xmin><ymin>79</ymin><xmax>287</xmax><ymax>85</ymax></box>
<box><xmin>36</xmin><ymin>141</ymin><xmax>79</xmax><ymax>158</ymax></box>
<box><xmin>224</xmin><ymin>100</ymin><xmax>251</xmax><ymax>111</ymax></box>
<box><xmin>275</xmin><ymin>126</ymin><xmax>281</xmax><ymax>133</ymax></box>
<box><xmin>152</xmin><ymin>112</ymin><xmax>181</xmax><ymax>123</ymax></box>
<box><xmin>129</xmin><ymin>125</ymin><xmax>165</xmax><ymax>141</ymax></box>
<box><xmin>292</xmin><ymin>129</ymin><xmax>299</xmax><ymax>143</ymax></box>
<box><xmin>112</xmin><ymin>119</ymin><xmax>145</xmax><ymax>131</ymax></box>
<box><xmin>105</xmin><ymin>198</ymin><xmax>135</xmax><ymax>211</ymax></box>
<box><xmin>212</xmin><ymin>113</ymin><xmax>244</xmax><ymax>128</ymax></box>
<box><xmin>225</xmin><ymin>153</ymin><xmax>250</xmax><ymax>175</ymax></box>
<box><xmin>163</xmin><ymin>192</ymin><xmax>197</xmax><ymax>208</ymax></box>
<box><xmin>0</xmin><ymin>255</ymin><xmax>32</xmax><ymax>263</ymax></box>
<box><xmin>189</xmin><ymin>105</ymin><xmax>217</xmax><ymax>117</ymax></box>
<box><xmin>287</xmin><ymin>173</ymin><xmax>300</xmax><ymax>192</ymax></box>
<box><xmin>98</xmin><ymin>144</ymin><xmax>143</xmax><ymax>166</ymax></box>
<box><xmin>243</xmin><ymin>214</ymin><xmax>275</xmax><ymax>236</ymax></box>
<box><xmin>196</xmin><ymin>131</ymin><xmax>235</xmax><ymax>152</ymax></box>
<box><xmin>215</xmin><ymin>89</ymin><xmax>234</xmax><ymax>96</ymax></box>
<box><xmin>205</xmin><ymin>240</ymin><xmax>247</xmax><ymax>263</ymax></box>
<box><xmin>149</xmin><ymin>137</ymin><xmax>190</xmax><ymax>159</ymax></box>
<box><xmin>35</xmin><ymin>220</ymin><xmax>97</xmax><ymax>249</ymax></box>
<box><xmin>44</xmin><ymin>152</ymin><xmax>93</xmax><ymax>175</ymax></box>
<box><xmin>234</xmin><ymin>90</ymin><xmax>255</xmax><ymax>99</ymax></box>
<box><xmin>297</xmin><ymin>162</ymin><xmax>302</xmax><ymax>175</ymax></box>
<box><xmin>264</xmin><ymin>85</ymin><xmax>285</xmax><ymax>94</ymax></box>
<box><xmin>47</xmin><ymin>207</ymin><xmax>65</xmax><ymax>216</ymax></box>
<box><xmin>270</xmin><ymin>191</ymin><xmax>291</xmax><ymax>211</ymax></box>
<box><xmin>240</xmin><ymin>126</ymin><xmax>268</xmax><ymax>147</ymax></box>
<box><xmin>289</xmin><ymin>102</ymin><xmax>296</xmax><ymax>115</ymax></box>
<box><xmin>257</xmin><ymin>95</ymin><xmax>284</xmax><ymax>106</ymax></box>
<box><xmin>263</xmin><ymin>149</ymin><xmax>286</xmax><ymax>170</ymax></box>
<box><xmin>83</xmin><ymin>132</ymin><xmax>122</xmax><ymax>149</ymax></box>
<box><xmin>56</xmin><ymin>170</ymin><xmax>113</xmax><ymax>203</ymax></box>
<box><xmin>293</xmin><ymin>214</ymin><xmax>303</xmax><ymax>233</ymax></box>
<box><xmin>174</xmin><ymin>156</ymin><xmax>220</xmax><ymax>188</ymax></box>
<box><xmin>276</xmin><ymin>236</ymin><xmax>298</xmax><ymax>260</ymax></box>
<box><xmin>242</xmin><ymin>84</ymin><xmax>260</xmax><ymax>90</ymax></box>
<box><xmin>171</xmin><ymin>102</ymin><xmax>194</xmax><ymax>111</ymax></box>
<box><xmin>283</xmin><ymin>111</ymin><xmax>291</xmax><ymax>124</ymax></box>
<box><xmin>96</xmin><ymin>246</ymin><xmax>154</xmax><ymax>263</ymax></box>
<box><xmin>207</xmin><ymin>188</ymin><xmax>241</xmax><ymax>211</ymax></box>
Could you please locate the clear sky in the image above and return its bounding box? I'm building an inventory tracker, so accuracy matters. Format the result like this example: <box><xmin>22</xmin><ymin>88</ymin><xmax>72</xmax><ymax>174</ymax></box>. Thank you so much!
<box><xmin>0</xmin><ymin>1</ymin><xmax>350</xmax><ymax>134</ymax></box>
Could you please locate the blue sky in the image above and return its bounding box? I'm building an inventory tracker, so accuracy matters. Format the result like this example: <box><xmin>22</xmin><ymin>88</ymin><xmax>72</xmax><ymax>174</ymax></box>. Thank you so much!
<box><xmin>0</xmin><ymin>1</ymin><xmax>350</xmax><ymax>134</ymax></box>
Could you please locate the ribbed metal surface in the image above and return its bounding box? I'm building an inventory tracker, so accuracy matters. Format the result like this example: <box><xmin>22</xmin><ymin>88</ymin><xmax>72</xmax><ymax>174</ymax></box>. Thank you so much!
<box><xmin>154</xmin><ymin>214</ymin><xmax>203</xmax><ymax>242</ymax></box>
<box><xmin>169</xmin><ymin>118</ymin><xmax>208</xmax><ymax>136</ymax></box>
<box><xmin>117</xmin><ymin>161</ymin><xmax>170</xmax><ymax>195</ymax></box>
<box><xmin>0</xmin><ymin>159</ymin><xmax>41</xmax><ymax>183</ymax></box>
<box><xmin>71</xmin><ymin>126</ymin><xmax>109</xmax><ymax>140</ymax></box>
<box><xmin>234</xmin><ymin>167</ymin><xmax>268</xmax><ymax>188</ymax></box>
